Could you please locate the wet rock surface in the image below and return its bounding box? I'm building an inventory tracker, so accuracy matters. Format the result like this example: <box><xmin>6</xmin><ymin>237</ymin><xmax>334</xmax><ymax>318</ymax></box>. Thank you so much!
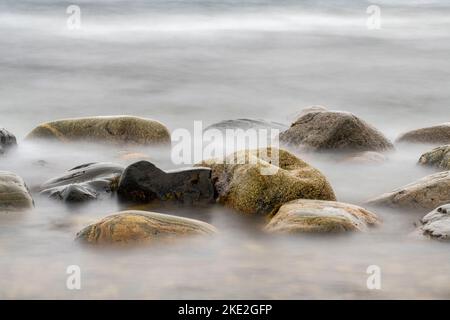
<box><xmin>40</xmin><ymin>162</ymin><xmax>124</xmax><ymax>202</ymax></box>
<box><xmin>0</xmin><ymin>171</ymin><xmax>34</xmax><ymax>211</ymax></box>
<box><xmin>26</xmin><ymin>116</ymin><xmax>171</xmax><ymax>146</ymax></box>
<box><xmin>118</xmin><ymin>161</ymin><xmax>215</xmax><ymax>205</ymax></box>
<box><xmin>198</xmin><ymin>147</ymin><xmax>336</xmax><ymax>216</ymax></box>
<box><xmin>265</xmin><ymin>199</ymin><xmax>380</xmax><ymax>233</ymax></box>
<box><xmin>75</xmin><ymin>210</ymin><xmax>217</xmax><ymax>245</ymax></box>
<box><xmin>279</xmin><ymin>109</ymin><xmax>394</xmax><ymax>152</ymax></box>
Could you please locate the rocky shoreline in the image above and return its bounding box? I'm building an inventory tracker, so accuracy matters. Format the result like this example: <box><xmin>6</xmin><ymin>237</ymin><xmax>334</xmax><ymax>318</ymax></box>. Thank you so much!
<box><xmin>1</xmin><ymin>108</ymin><xmax>450</xmax><ymax>245</ymax></box>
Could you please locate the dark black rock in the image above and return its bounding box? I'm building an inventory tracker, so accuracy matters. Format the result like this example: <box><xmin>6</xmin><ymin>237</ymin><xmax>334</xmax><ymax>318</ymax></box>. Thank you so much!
<box><xmin>0</xmin><ymin>128</ymin><xmax>17</xmax><ymax>154</ymax></box>
<box><xmin>45</xmin><ymin>184</ymin><xmax>97</xmax><ymax>202</ymax></box>
<box><xmin>40</xmin><ymin>162</ymin><xmax>124</xmax><ymax>203</ymax></box>
<box><xmin>117</xmin><ymin>161</ymin><xmax>215</xmax><ymax>205</ymax></box>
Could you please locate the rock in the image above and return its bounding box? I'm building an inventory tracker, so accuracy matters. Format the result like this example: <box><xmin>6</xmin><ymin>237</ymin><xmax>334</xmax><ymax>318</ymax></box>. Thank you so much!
<box><xmin>40</xmin><ymin>162</ymin><xmax>124</xmax><ymax>203</ymax></box>
<box><xmin>197</xmin><ymin>147</ymin><xmax>336</xmax><ymax>216</ymax></box>
<box><xmin>204</xmin><ymin>119</ymin><xmax>288</xmax><ymax>133</ymax></box>
<box><xmin>295</xmin><ymin>105</ymin><xmax>329</xmax><ymax>118</ymax></box>
<box><xmin>342</xmin><ymin>151</ymin><xmax>386</xmax><ymax>164</ymax></box>
<box><xmin>0</xmin><ymin>129</ymin><xmax>17</xmax><ymax>154</ymax></box>
<box><xmin>117</xmin><ymin>161</ymin><xmax>215</xmax><ymax>205</ymax></box>
<box><xmin>418</xmin><ymin>145</ymin><xmax>450</xmax><ymax>170</ymax></box>
<box><xmin>0</xmin><ymin>171</ymin><xmax>34</xmax><ymax>211</ymax></box>
<box><xmin>397</xmin><ymin>123</ymin><xmax>450</xmax><ymax>144</ymax></box>
<box><xmin>75</xmin><ymin>210</ymin><xmax>217</xmax><ymax>245</ymax></box>
<box><xmin>26</xmin><ymin>116</ymin><xmax>171</xmax><ymax>146</ymax></box>
<box><xmin>279</xmin><ymin>109</ymin><xmax>394</xmax><ymax>152</ymax></box>
<box><xmin>367</xmin><ymin>171</ymin><xmax>450</xmax><ymax>210</ymax></box>
<box><xmin>116</xmin><ymin>151</ymin><xmax>152</xmax><ymax>162</ymax></box>
<box><xmin>417</xmin><ymin>204</ymin><xmax>450</xmax><ymax>240</ymax></box>
<box><xmin>265</xmin><ymin>200</ymin><xmax>380</xmax><ymax>233</ymax></box>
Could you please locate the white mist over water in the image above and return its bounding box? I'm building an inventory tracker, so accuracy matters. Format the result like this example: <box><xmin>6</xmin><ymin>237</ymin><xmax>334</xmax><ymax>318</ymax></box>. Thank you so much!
<box><xmin>0</xmin><ymin>0</ymin><xmax>450</xmax><ymax>299</ymax></box>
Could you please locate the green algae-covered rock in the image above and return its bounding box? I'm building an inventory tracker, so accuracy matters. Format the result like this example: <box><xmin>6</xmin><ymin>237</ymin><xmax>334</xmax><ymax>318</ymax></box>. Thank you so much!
<box><xmin>265</xmin><ymin>199</ymin><xmax>380</xmax><ymax>233</ymax></box>
<box><xmin>26</xmin><ymin>116</ymin><xmax>171</xmax><ymax>146</ymax></box>
<box><xmin>76</xmin><ymin>210</ymin><xmax>217</xmax><ymax>245</ymax></box>
<box><xmin>198</xmin><ymin>148</ymin><xmax>336</xmax><ymax>216</ymax></box>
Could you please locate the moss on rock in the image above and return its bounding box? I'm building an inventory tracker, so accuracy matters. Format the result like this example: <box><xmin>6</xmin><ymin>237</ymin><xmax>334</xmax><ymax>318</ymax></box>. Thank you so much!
<box><xmin>26</xmin><ymin>116</ymin><xmax>171</xmax><ymax>146</ymax></box>
<box><xmin>198</xmin><ymin>148</ymin><xmax>336</xmax><ymax>216</ymax></box>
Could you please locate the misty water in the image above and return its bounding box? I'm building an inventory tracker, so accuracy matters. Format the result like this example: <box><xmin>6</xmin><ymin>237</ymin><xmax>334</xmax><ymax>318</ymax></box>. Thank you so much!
<box><xmin>1</xmin><ymin>0</ymin><xmax>450</xmax><ymax>299</ymax></box>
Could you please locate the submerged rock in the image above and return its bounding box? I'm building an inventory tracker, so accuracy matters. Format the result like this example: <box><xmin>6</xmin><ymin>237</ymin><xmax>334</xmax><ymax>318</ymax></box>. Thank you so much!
<box><xmin>417</xmin><ymin>204</ymin><xmax>450</xmax><ymax>240</ymax></box>
<box><xmin>0</xmin><ymin>171</ymin><xmax>34</xmax><ymax>211</ymax></box>
<box><xmin>265</xmin><ymin>200</ymin><xmax>380</xmax><ymax>233</ymax></box>
<box><xmin>75</xmin><ymin>210</ymin><xmax>217</xmax><ymax>245</ymax></box>
<box><xmin>204</xmin><ymin>119</ymin><xmax>288</xmax><ymax>133</ymax></box>
<box><xmin>198</xmin><ymin>148</ymin><xmax>336</xmax><ymax>216</ymax></box>
<box><xmin>0</xmin><ymin>129</ymin><xmax>17</xmax><ymax>155</ymax></box>
<box><xmin>26</xmin><ymin>116</ymin><xmax>171</xmax><ymax>146</ymax></box>
<box><xmin>40</xmin><ymin>162</ymin><xmax>124</xmax><ymax>203</ymax></box>
<box><xmin>118</xmin><ymin>161</ymin><xmax>215</xmax><ymax>205</ymax></box>
<box><xmin>279</xmin><ymin>109</ymin><xmax>393</xmax><ymax>152</ymax></box>
<box><xmin>342</xmin><ymin>151</ymin><xmax>386</xmax><ymax>165</ymax></box>
<box><xmin>419</xmin><ymin>145</ymin><xmax>450</xmax><ymax>170</ymax></box>
<box><xmin>367</xmin><ymin>171</ymin><xmax>450</xmax><ymax>210</ymax></box>
<box><xmin>397</xmin><ymin>123</ymin><xmax>450</xmax><ymax>144</ymax></box>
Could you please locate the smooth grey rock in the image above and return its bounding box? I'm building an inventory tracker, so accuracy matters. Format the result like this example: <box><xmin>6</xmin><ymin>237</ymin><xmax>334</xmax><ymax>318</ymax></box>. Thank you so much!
<box><xmin>0</xmin><ymin>129</ymin><xmax>17</xmax><ymax>155</ymax></box>
<box><xmin>40</xmin><ymin>162</ymin><xmax>124</xmax><ymax>203</ymax></box>
<box><xmin>418</xmin><ymin>204</ymin><xmax>450</xmax><ymax>240</ymax></box>
<box><xmin>204</xmin><ymin>118</ymin><xmax>288</xmax><ymax>133</ymax></box>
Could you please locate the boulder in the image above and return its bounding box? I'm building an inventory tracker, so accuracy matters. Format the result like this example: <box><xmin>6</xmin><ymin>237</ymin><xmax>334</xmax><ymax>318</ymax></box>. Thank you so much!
<box><xmin>396</xmin><ymin>123</ymin><xmax>450</xmax><ymax>144</ymax></box>
<box><xmin>75</xmin><ymin>210</ymin><xmax>217</xmax><ymax>245</ymax></box>
<box><xmin>417</xmin><ymin>204</ymin><xmax>450</xmax><ymax>240</ymax></box>
<box><xmin>0</xmin><ymin>171</ymin><xmax>34</xmax><ymax>211</ymax></box>
<box><xmin>279</xmin><ymin>109</ymin><xmax>393</xmax><ymax>152</ymax></box>
<box><xmin>40</xmin><ymin>162</ymin><xmax>124</xmax><ymax>203</ymax></box>
<box><xmin>204</xmin><ymin>119</ymin><xmax>288</xmax><ymax>133</ymax></box>
<box><xmin>0</xmin><ymin>128</ymin><xmax>17</xmax><ymax>154</ymax></box>
<box><xmin>117</xmin><ymin>161</ymin><xmax>215</xmax><ymax>205</ymax></box>
<box><xmin>197</xmin><ymin>148</ymin><xmax>336</xmax><ymax>216</ymax></box>
<box><xmin>26</xmin><ymin>116</ymin><xmax>171</xmax><ymax>146</ymax></box>
<box><xmin>367</xmin><ymin>171</ymin><xmax>450</xmax><ymax>210</ymax></box>
<box><xmin>265</xmin><ymin>200</ymin><xmax>380</xmax><ymax>233</ymax></box>
<box><xmin>418</xmin><ymin>145</ymin><xmax>450</xmax><ymax>170</ymax></box>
